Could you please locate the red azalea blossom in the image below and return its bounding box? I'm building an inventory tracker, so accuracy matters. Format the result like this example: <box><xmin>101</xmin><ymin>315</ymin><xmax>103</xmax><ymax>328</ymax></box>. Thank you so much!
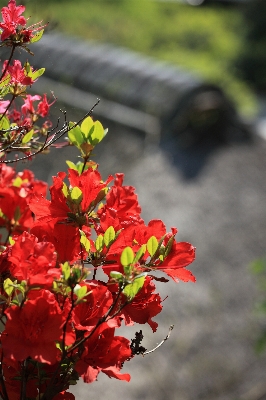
<box><xmin>21</xmin><ymin>94</ymin><xmax>41</xmax><ymax>114</ymax></box>
<box><xmin>2</xmin><ymin>289</ymin><xmax>71</xmax><ymax>364</ymax></box>
<box><xmin>0</xmin><ymin>0</ymin><xmax>26</xmax><ymax>41</ymax></box>
<box><xmin>98</xmin><ymin>173</ymin><xmax>143</xmax><ymax>232</ymax></box>
<box><xmin>7</xmin><ymin>231</ymin><xmax>60</xmax><ymax>288</ymax></box>
<box><xmin>37</xmin><ymin>93</ymin><xmax>56</xmax><ymax>117</ymax></box>
<box><xmin>3</xmin><ymin>59</ymin><xmax>34</xmax><ymax>86</ymax></box>
<box><xmin>109</xmin><ymin>276</ymin><xmax>163</xmax><ymax>332</ymax></box>
<box><xmin>0</xmin><ymin>165</ymin><xmax>47</xmax><ymax>239</ymax></box>
<box><xmin>53</xmin><ymin>392</ymin><xmax>75</xmax><ymax>400</ymax></box>
<box><xmin>29</xmin><ymin>168</ymin><xmax>112</xmax><ymax>261</ymax></box>
<box><xmin>72</xmin><ymin>281</ymin><xmax>113</xmax><ymax>332</ymax></box>
<box><xmin>104</xmin><ymin>219</ymin><xmax>195</xmax><ymax>283</ymax></box>
<box><xmin>75</xmin><ymin>323</ymin><xmax>131</xmax><ymax>383</ymax></box>
<box><xmin>159</xmin><ymin>240</ymin><xmax>196</xmax><ymax>282</ymax></box>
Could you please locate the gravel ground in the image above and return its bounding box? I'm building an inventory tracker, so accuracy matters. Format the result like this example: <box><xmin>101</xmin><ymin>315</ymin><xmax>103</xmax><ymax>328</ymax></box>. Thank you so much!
<box><xmin>27</xmin><ymin>105</ymin><xmax>266</xmax><ymax>400</ymax></box>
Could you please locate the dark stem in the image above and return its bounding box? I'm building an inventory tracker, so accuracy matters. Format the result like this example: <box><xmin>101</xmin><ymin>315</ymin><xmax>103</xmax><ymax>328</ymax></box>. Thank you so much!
<box><xmin>0</xmin><ymin>45</ymin><xmax>15</xmax><ymax>81</ymax></box>
<box><xmin>0</xmin><ymin>352</ymin><xmax>9</xmax><ymax>400</ymax></box>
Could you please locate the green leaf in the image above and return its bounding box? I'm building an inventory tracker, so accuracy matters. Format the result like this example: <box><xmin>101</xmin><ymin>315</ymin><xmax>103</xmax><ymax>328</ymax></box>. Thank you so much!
<box><xmin>24</xmin><ymin>61</ymin><xmax>31</xmax><ymax>74</ymax></box>
<box><xmin>68</xmin><ymin>123</ymin><xmax>84</xmax><ymax>147</ymax></box>
<box><xmin>31</xmin><ymin>68</ymin><xmax>45</xmax><ymax>80</ymax></box>
<box><xmin>0</xmin><ymin>85</ymin><xmax>10</xmax><ymax>97</ymax></box>
<box><xmin>110</xmin><ymin>271</ymin><xmax>124</xmax><ymax>281</ymax></box>
<box><xmin>133</xmin><ymin>244</ymin><xmax>146</xmax><ymax>263</ymax></box>
<box><xmin>22</xmin><ymin>129</ymin><xmax>34</xmax><ymax>144</ymax></box>
<box><xmin>123</xmin><ymin>264</ymin><xmax>132</xmax><ymax>275</ymax></box>
<box><xmin>66</xmin><ymin>160</ymin><xmax>78</xmax><ymax>172</ymax></box>
<box><xmin>104</xmin><ymin>226</ymin><xmax>115</xmax><ymax>247</ymax></box>
<box><xmin>95</xmin><ymin>235</ymin><xmax>104</xmax><ymax>252</ymax></box>
<box><xmin>121</xmin><ymin>247</ymin><xmax>134</xmax><ymax>267</ymax></box>
<box><xmin>70</xmin><ymin>186</ymin><xmax>83</xmax><ymax>204</ymax></box>
<box><xmin>76</xmin><ymin>161</ymin><xmax>85</xmax><ymax>174</ymax></box>
<box><xmin>81</xmin><ymin>116</ymin><xmax>94</xmax><ymax>138</ymax></box>
<box><xmin>30</xmin><ymin>29</ymin><xmax>44</xmax><ymax>43</ymax></box>
<box><xmin>147</xmin><ymin>236</ymin><xmax>158</xmax><ymax>257</ymax></box>
<box><xmin>0</xmin><ymin>116</ymin><xmax>10</xmax><ymax>131</ymax></box>
<box><xmin>74</xmin><ymin>285</ymin><xmax>87</xmax><ymax>300</ymax></box>
<box><xmin>62</xmin><ymin>262</ymin><xmax>71</xmax><ymax>281</ymax></box>
<box><xmin>9</xmin><ymin>236</ymin><xmax>15</xmax><ymax>246</ymax></box>
<box><xmin>89</xmin><ymin>120</ymin><xmax>105</xmax><ymax>145</ymax></box>
<box><xmin>123</xmin><ymin>276</ymin><xmax>145</xmax><ymax>300</ymax></box>
<box><xmin>61</xmin><ymin>182</ymin><xmax>69</xmax><ymax>198</ymax></box>
<box><xmin>164</xmin><ymin>236</ymin><xmax>175</xmax><ymax>259</ymax></box>
<box><xmin>12</xmin><ymin>176</ymin><xmax>23</xmax><ymax>187</ymax></box>
<box><xmin>3</xmin><ymin>278</ymin><xmax>14</xmax><ymax>296</ymax></box>
<box><xmin>0</xmin><ymin>74</ymin><xmax>10</xmax><ymax>87</ymax></box>
<box><xmin>80</xmin><ymin>235</ymin><xmax>90</xmax><ymax>252</ymax></box>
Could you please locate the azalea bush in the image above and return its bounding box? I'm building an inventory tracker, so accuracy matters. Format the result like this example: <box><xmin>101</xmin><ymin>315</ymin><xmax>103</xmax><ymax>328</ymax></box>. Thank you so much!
<box><xmin>0</xmin><ymin>1</ymin><xmax>196</xmax><ymax>400</ymax></box>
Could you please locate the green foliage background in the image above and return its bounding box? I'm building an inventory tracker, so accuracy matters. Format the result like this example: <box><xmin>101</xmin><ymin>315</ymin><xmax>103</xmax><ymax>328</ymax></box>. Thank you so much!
<box><xmin>1</xmin><ymin>0</ymin><xmax>258</xmax><ymax>115</ymax></box>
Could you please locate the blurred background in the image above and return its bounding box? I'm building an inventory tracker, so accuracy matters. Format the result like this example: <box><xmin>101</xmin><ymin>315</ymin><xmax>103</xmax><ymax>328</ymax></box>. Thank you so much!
<box><xmin>2</xmin><ymin>0</ymin><xmax>266</xmax><ymax>398</ymax></box>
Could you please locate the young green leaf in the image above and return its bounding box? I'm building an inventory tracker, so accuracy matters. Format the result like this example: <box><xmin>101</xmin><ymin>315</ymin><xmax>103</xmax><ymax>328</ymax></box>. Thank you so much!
<box><xmin>22</xmin><ymin>129</ymin><xmax>34</xmax><ymax>144</ymax></box>
<box><xmin>68</xmin><ymin>123</ymin><xmax>84</xmax><ymax>147</ymax></box>
<box><xmin>133</xmin><ymin>244</ymin><xmax>146</xmax><ymax>263</ymax></box>
<box><xmin>121</xmin><ymin>247</ymin><xmax>134</xmax><ymax>267</ymax></box>
<box><xmin>110</xmin><ymin>271</ymin><xmax>124</xmax><ymax>281</ymax></box>
<box><xmin>80</xmin><ymin>235</ymin><xmax>90</xmax><ymax>252</ymax></box>
<box><xmin>62</xmin><ymin>262</ymin><xmax>71</xmax><ymax>281</ymax></box>
<box><xmin>3</xmin><ymin>278</ymin><xmax>14</xmax><ymax>296</ymax></box>
<box><xmin>104</xmin><ymin>226</ymin><xmax>115</xmax><ymax>247</ymax></box>
<box><xmin>31</xmin><ymin>68</ymin><xmax>45</xmax><ymax>80</ymax></box>
<box><xmin>30</xmin><ymin>29</ymin><xmax>44</xmax><ymax>43</ymax></box>
<box><xmin>123</xmin><ymin>276</ymin><xmax>145</xmax><ymax>300</ymax></box>
<box><xmin>95</xmin><ymin>235</ymin><xmax>104</xmax><ymax>252</ymax></box>
<box><xmin>147</xmin><ymin>236</ymin><xmax>158</xmax><ymax>257</ymax></box>
<box><xmin>89</xmin><ymin>120</ymin><xmax>105</xmax><ymax>145</ymax></box>
<box><xmin>0</xmin><ymin>116</ymin><xmax>10</xmax><ymax>131</ymax></box>
<box><xmin>70</xmin><ymin>186</ymin><xmax>83</xmax><ymax>204</ymax></box>
<box><xmin>0</xmin><ymin>74</ymin><xmax>10</xmax><ymax>87</ymax></box>
<box><xmin>164</xmin><ymin>236</ymin><xmax>175</xmax><ymax>258</ymax></box>
<box><xmin>81</xmin><ymin>116</ymin><xmax>94</xmax><ymax>138</ymax></box>
<box><xmin>66</xmin><ymin>160</ymin><xmax>79</xmax><ymax>171</ymax></box>
<box><xmin>74</xmin><ymin>285</ymin><xmax>87</xmax><ymax>300</ymax></box>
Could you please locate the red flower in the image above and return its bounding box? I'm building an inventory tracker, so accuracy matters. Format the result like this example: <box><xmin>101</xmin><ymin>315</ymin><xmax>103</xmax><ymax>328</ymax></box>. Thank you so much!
<box><xmin>3</xmin><ymin>60</ymin><xmax>33</xmax><ymax>86</ymax></box>
<box><xmin>8</xmin><ymin>232</ymin><xmax>60</xmax><ymax>288</ymax></box>
<box><xmin>2</xmin><ymin>290</ymin><xmax>67</xmax><ymax>364</ymax></box>
<box><xmin>53</xmin><ymin>392</ymin><xmax>75</xmax><ymax>400</ymax></box>
<box><xmin>105</xmin><ymin>220</ymin><xmax>195</xmax><ymax>283</ymax></box>
<box><xmin>0</xmin><ymin>165</ymin><xmax>47</xmax><ymax>238</ymax></box>
<box><xmin>0</xmin><ymin>0</ymin><xmax>26</xmax><ymax>41</ymax></box>
<box><xmin>110</xmin><ymin>276</ymin><xmax>162</xmax><ymax>332</ymax></box>
<box><xmin>37</xmin><ymin>93</ymin><xmax>56</xmax><ymax>117</ymax></box>
<box><xmin>21</xmin><ymin>94</ymin><xmax>41</xmax><ymax>114</ymax></box>
<box><xmin>98</xmin><ymin>173</ymin><xmax>143</xmax><ymax>232</ymax></box>
<box><xmin>159</xmin><ymin>240</ymin><xmax>196</xmax><ymax>282</ymax></box>
<box><xmin>29</xmin><ymin>168</ymin><xmax>112</xmax><ymax>261</ymax></box>
<box><xmin>75</xmin><ymin>323</ymin><xmax>131</xmax><ymax>383</ymax></box>
<box><xmin>72</xmin><ymin>281</ymin><xmax>113</xmax><ymax>332</ymax></box>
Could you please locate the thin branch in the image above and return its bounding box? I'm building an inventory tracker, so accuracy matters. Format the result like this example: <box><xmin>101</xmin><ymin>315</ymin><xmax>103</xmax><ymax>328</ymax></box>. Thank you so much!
<box><xmin>0</xmin><ymin>45</ymin><xmax>15</xmax><ymax>81</ymax></box>
<box><xmin>142</xmin><ymin>325</ymin><xmax>174</xmax><ymax>356</ymax></box>
<box><xmin>0</xmin><ymin>351</ymin><xmax>9</xmax><ymax>400</ymax></box>
<box><xmin>0</xmin><ymin>99</ymin><xmax>100</xmax><ymax>164</ymax></box>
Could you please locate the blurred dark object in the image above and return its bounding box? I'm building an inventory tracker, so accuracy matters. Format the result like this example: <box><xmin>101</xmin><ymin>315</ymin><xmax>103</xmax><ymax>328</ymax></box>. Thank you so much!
<box><xmin>1</xmin><ymin>32</ymin><xmax>251</xmax><ymax>149</ymax></box>
<box><xmin>182</xmin><ymin>0</ymin><xmax>250</xmax><ymax>6</ymax></box>
<box><xmin>236</xmin><ymin>0</ymin><xmax>266</xmax><ymax>93</ymax></box>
